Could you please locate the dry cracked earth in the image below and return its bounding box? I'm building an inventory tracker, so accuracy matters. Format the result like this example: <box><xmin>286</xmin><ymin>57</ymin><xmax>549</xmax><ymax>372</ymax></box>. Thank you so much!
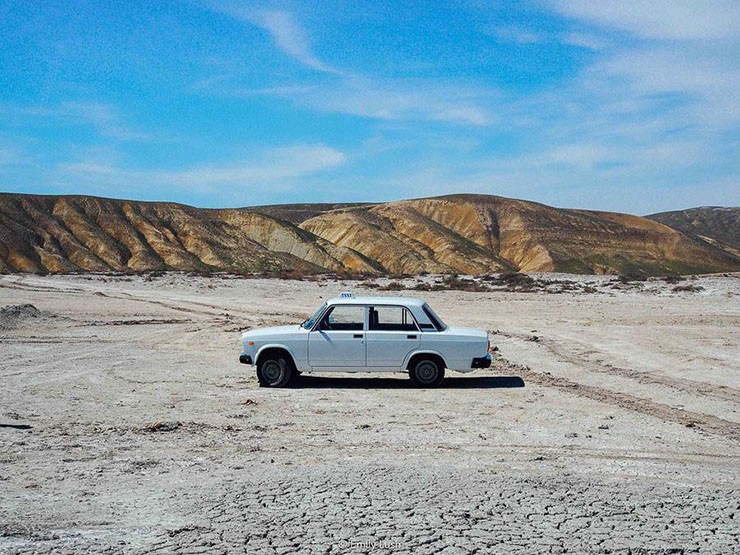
<box><xmin>0</xmin><ymin>273</ymin><xmax>738</xmax><ymax>554</ymax></box>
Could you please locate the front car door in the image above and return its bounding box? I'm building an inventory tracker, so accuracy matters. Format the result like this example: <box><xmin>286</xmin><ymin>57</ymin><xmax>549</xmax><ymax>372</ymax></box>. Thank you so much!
<box><xmin>308</xmin><ymin>304</ymin><xmax>367</xmax><ymax>369</ymax></box>
<box><xmin>365</xmin><ymin>305</ymin><xmax>421</xmax><ymax>368</ymax></box>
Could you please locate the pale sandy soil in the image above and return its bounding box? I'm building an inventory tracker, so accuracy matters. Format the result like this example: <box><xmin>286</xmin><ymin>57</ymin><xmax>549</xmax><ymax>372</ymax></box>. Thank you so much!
<box><xmin>0</xmin><ymin>273</ymin><xmax>738</xmax><ymax>554</ymax></box>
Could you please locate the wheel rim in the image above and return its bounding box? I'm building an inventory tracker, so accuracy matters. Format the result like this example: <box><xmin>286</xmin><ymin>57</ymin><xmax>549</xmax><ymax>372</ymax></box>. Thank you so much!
<box><xmin>262</xmin><ymin>361</ymin><xmax>282</xmax><ymax>382</ymax></box>
<box><xmin>416</xmin><ymin>361</ymin><xmax>438</xmax><ymax>384</ymax></box>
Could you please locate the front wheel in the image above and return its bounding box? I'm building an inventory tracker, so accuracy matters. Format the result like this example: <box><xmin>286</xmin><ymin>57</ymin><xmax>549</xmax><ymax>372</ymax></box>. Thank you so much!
<box><xmin>409</xmin><ymin>358</ymin><xmax>445</xmax><ymax>387</ymax></box>
<box><xmin>257</xmin><ymin>356</ymin><xmax>293</xmax><ymax>387</ymax></box>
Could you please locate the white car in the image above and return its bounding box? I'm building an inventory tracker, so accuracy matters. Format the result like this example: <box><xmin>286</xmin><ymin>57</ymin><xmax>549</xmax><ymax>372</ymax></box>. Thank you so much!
<box><xmin>239</xmin><ymin>294</ymin><xmax>492</xmax><ymax>387</ymax></box>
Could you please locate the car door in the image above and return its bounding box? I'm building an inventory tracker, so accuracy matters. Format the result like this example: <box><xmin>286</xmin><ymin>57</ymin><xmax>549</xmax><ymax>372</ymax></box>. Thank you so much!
<box><xmin>365</xmin><ymin>305</ymin><xmax>421</xmax><ymax>368</ymax></box>
<box><xmin>308</xmin><ymin>304</ymin><xmax>367</xmax><ymax>368</ymax></box>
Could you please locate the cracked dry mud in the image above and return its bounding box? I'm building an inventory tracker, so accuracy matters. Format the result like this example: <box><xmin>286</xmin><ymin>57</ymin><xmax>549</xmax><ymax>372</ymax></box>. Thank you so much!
<box><xmin>1</xmin><ymin>273</ymin><xmax>738</xmax><ymax>554</ymax></box>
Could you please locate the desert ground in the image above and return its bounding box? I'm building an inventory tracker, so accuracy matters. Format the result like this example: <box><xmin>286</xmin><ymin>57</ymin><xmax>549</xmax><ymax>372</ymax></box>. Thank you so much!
<box><xmin>0</xmin><ymin>272</ymin><xmax>738</xmax><ymax>554</ymax></box>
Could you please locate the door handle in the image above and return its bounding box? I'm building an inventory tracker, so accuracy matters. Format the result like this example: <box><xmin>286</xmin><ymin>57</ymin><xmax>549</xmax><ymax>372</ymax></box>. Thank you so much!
<box><xmin>353</xmin><ymin>334</ymin><xmax>364</xmax><ymax>339</ymax></box>
<box><xmin>407</xmin><ymin>335</ymin><xmax>417</xmax><ymax>339</ymax></box>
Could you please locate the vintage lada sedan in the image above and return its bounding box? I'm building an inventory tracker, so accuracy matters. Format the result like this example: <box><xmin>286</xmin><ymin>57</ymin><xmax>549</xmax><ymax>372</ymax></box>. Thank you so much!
<box><xmin>239</xmin><ymin>294</ymin><xmax>491</xmax><ymax>387</ymax></box>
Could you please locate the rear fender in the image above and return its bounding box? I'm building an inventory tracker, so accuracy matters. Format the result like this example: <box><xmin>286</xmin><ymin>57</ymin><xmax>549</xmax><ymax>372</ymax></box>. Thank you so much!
<box><xmin>403</xmin><ymin>349</ymin><xmax>448</xmax><ymax>370</ymax></box>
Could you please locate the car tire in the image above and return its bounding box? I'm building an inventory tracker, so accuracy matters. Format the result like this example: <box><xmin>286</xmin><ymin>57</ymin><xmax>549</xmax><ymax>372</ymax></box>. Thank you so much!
<box><xmin>409</xmin><ymin>358</ymin><xmax>445</xmax><ymax>387</ymax></box>
<box><xmin>257</xmin><ymin>356</ymin><xmax>293</xmax><ymax>387</ymax></box>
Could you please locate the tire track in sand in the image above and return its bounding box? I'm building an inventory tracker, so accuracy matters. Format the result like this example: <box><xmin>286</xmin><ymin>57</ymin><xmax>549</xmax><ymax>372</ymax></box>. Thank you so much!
<box><xmin>493</xmin><ymin>355</ymin><xmax>740</xmax><ymax>442</ymax></box>
<box><xmin>496</xmin><ymin>330</ymin><xmax>738</xmax><ymax>404</ymax></box>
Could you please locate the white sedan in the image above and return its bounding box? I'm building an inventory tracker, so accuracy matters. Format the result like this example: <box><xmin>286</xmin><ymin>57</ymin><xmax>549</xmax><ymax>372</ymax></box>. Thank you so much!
<box><xmin>239</xmin><ymin>294</ymin><xmax>492</xmax><ymax>387</ymax></box>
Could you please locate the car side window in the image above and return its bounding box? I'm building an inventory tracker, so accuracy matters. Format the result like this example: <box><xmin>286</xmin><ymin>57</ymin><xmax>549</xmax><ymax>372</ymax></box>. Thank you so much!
<box><xmin>369</xmin><ymin>306</ymin><xmax>419</xmax><ymax>332</ymax></box>
<box><xmin>318</xmin><ymin>305</ymin><xmax>365</xmax><ymax>331</ymax></box>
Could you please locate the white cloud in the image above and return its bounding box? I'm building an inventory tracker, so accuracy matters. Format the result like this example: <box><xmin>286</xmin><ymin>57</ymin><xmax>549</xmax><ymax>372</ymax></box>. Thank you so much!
<box><xmin>492</xmin><ymin>26</ymin><xmax>543</xmax><ymax>44</ymax></box>
<box><xmin>0</xmin><ymin>147</ymin><xmax>21</xmax><ymax>166</ymax></box>
<box><xmin>205</xmin><ymin>3</ymin><xmax>737</xmax><ymax>212</ymax></box>
<box><xmin>560</xmin><ymin>32</ymin><xmax>607</xmax><ymax>50</ymax></box>
<box><xmin>230</xmin><ymin>78</ymin><xmax>494</xmax><ymax>126</ymax></box>
<box><xmin>208</xmin><ymin>6</ymin><xmax>494</xmax><ymax>127</ymax></box>
<box><xmin>297</xmin><ymin>77</ymin><xmax>494</xmax><ymax>126</ymax></box>
<box><xmin>57</xmin><ymin>144</ymin><xmax>347</xmax><ymax>193</ymax></box>
<box><xmin>253</xmin><ymin>10</ymin><xmax>345</xmax><ymax>75</ymax></box>
<box><xmin>212</xmin><ymin>4</ymin><xmax>345</xmax><ymax>76</ymax></box>
<box><xmin>492</xmin><ymin>25</ymin><xmax>607</xmax><ymax>50</ymax></box>
<box><xmin>165</xmin><ymin>144</ymin><xmax>346</xmax><ymax>186</ymax></box>
<box><xmin>367</xmin><ymin>131</ymin><xmax>732</xmax><ymax>213</ymax></box>
<box><xmin>62</xmin><ymin>102</ymin><xmax>148</xmax><ymax>140</ymax></box>
<box><xmin>58</xmin><ymin>162</ymin><xmax>119</xmax><ymax>176</ymax></box>
<box><xmin>548</xmin><ymin>0</ymin><xmax>740</xmax><ymax>41</ymax></box>
<box><xmin>589</xmin><ymin>48</ymin><xmax>740</xmax><ymax>126</ymax></box>
<box><xmin>3</xmin><ymin>101</ymin><xmax>148</xmax><ymax>141</ymax></box>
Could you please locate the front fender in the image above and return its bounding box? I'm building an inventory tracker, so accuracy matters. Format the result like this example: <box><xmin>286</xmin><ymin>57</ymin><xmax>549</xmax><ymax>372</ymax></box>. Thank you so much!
<box><xmin>255</xmin><ymin>344</ymin><xmax>296</xmax><ymax>366</ymax></box>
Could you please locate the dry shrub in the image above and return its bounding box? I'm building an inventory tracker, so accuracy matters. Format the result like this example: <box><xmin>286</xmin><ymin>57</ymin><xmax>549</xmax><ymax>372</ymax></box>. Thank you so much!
<box><xmin>378</xmin><ymin>281</ymin><xmax>406</xmax><ymax>291</ymax></box>
<box><xmin>672</xmin><ymin>284</ymin><xmax>704</xmax><ymax>293</ymax></box>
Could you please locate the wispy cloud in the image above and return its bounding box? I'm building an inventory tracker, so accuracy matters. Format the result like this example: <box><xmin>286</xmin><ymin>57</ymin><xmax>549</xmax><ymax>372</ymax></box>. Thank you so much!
<box><xmin>588</xmin><ymin>48</ymin><xmax>740</xmax><ymax>126</ymax></box>
<box><xmin>370</xmin><ymin>131</ymin><xmax>727</xmax><ymax>213</ymax></box>
<box><xmin>212</xmin><ymin>5</ymin><xmax>345</xmax><ymax>76</ymax></box>
<box><xmin>560</xmin><ymin>32</ymin><xmax>608</xmax><ymax>50</ymax></box>
<box><xmin>547</xmin><ymin>0</ymin><xmax>740</xmax><ymax>41</ymax></box>
<box><xmin>63</xmin><ymin>102</ymin><xmax>150</xmax><ymax>141</ymax></box>
<box><xmin>207</xmin><ymin>6</ymin><xmax>494</xmax><ymax>126</ymax></box>
<box><xmin>2</xmin><ymin>101</ymin><xmax>148</xmax><ymax>141</ymax></box>
<box><xmin>4</xmin><ymin>2</ymin><xmax>736</xmax><ymax>213</ymax></box>
<box><xmin>237</xmin><ymin>77</ymin><xmax>494</xmax><ymax>126</ymax></box>
<box><xmin>491</xmin><ymin>25</ymin><xmax>607</xmax><ymax>50</ymax></box>
<box><xmin>492</xmin><ymin>26</ymin><xmax>543</xmax><ymax>44</ymax></box>
<box><xmin>56</xmin><ymin>144</ymin><xmax>347</xmax><ymax>198</ymax></box>
<box><xmin>0</xmin><ymin>145</ymin><xmax>21</xmax><ymax>166</ymax></box>
<box><xmin>164</xmin><ymin>144</ymin><xmax>346</xmax><ymax>186</ymax></box>
<box><xmin>252</xmin><ymin>10</ymin><xmax>345</xmax><ymax>76</ymax></box>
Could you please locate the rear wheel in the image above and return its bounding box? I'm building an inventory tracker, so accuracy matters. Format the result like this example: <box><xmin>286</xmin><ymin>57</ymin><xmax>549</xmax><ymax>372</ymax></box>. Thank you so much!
<box><xmin>409</xmin><ymin>358</ymin><xmax>445</xmax><ymax>387</ymax></box>
<box><xmin>257</xmin><ymin>356</ymin><xmax>293</xmax><ymax>387</ymax></box>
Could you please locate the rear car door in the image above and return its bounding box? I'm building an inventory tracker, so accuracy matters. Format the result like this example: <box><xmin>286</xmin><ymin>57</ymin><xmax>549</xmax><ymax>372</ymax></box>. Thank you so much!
<box><xmin>365</xmin><ymin>305</ymin><xmax>421</xmax><ymax>367</ymax></box>
<box><xmin>308</xmin><ymin>304</ymin><xmax>367</xmax><ymax>368</ymax></box>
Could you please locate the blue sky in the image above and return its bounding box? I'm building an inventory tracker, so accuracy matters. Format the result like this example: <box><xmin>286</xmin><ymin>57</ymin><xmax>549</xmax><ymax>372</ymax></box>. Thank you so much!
<box><xmin>0</xmin><ymin>0</ymin><xmax>738</xmax><ymax>213</ymax></box>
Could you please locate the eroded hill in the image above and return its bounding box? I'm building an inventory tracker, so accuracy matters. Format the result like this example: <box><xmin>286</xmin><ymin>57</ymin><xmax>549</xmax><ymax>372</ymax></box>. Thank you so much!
<box><xmin>648</xmin><ymin>207</ymin><xmax>740</xmax><ymax>259</ymax></box>
<box><xmin>1</xmin><ymin>193</ymin><xmax>738</xmax><ymax>275</ymax></box>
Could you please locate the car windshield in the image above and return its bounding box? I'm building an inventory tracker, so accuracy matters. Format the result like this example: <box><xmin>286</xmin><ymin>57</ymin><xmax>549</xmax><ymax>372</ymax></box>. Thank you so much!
<box><xmin>421</xmin><ymin>303</ymin><xmax>447</xmax><ymax>331</ymax></box>
<box><xmin>301</xmin><ymin>303</ymin><xmax>326</xmax><ymax>329</ymax></box>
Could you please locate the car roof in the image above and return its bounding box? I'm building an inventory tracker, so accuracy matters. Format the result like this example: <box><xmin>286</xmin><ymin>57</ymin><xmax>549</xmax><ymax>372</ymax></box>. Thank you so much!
<box><xmin>326</xmin><ymin>295</ymin><xmax>426</xmax><ymax>307</ymax></box>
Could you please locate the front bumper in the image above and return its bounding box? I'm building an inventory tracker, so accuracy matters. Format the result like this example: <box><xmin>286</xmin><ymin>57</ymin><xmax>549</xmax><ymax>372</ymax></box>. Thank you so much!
<box><xmin>471</xmin><ymin>353</ymin><xmax>492</xmax><ymax>369</ymax></box>
<box><xmin>239</xmin><ymin>354</ymin><xmax>253</xmax><ymax>365</ymax></box>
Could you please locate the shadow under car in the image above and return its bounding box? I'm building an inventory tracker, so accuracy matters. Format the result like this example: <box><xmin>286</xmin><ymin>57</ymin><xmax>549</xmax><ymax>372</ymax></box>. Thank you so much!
<box><xmin>288</xmin><ymin>374</ymin><xmax>525</xmax><ymax>389</ymax></box>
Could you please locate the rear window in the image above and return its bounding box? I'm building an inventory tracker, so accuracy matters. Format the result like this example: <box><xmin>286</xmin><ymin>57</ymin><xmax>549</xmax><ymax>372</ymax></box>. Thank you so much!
<box><xmin>369</xmin><ymin>306</ymin><xmax>419</xmax><ymax>332</ymax></box>
<box><xmin>421</xmin><ymin>303</ymin><xmax>447</xmax><ymax>331</ymax></box>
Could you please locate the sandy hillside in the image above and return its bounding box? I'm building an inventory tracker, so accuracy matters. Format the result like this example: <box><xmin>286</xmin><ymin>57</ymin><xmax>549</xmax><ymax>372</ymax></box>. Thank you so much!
<box><xmin>0</xmin><ymin>273</ymin><xmax>738</xmax><ymax>554</ymax></box>
<box><xmin>3</xmin><ymin>193</ymin><xmax>739</xmax><ymax>276</ymax></box>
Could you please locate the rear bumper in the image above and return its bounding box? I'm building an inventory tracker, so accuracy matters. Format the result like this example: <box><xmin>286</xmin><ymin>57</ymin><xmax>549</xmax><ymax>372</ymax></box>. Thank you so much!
<box><xmin>471</xmin><ymin>353</ymin><xmax>492</xmax><ymax>369</ymax></box>
<box><xmin>239</xmin><ymin>354</ymin><xmax>253</xmax><ymax>365</ymax></box>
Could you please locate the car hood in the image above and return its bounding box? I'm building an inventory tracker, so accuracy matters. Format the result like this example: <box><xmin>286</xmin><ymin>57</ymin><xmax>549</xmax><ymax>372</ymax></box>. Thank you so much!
<box><xmin>242</xmin><ymin>325</ymin><xmax>302</xmax><ymax>339</ymax></box>
<box><xmin>445</xmin><ymin>326</ymin><xmax>488</xmax><ymax>339</ymax></box>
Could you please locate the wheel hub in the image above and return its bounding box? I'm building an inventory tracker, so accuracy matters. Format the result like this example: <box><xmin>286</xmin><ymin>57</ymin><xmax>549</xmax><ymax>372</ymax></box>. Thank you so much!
<box><xmin>263</xmin><ymin>361</ymin><xmax>281</xmax><ymax>381</ymax></box>
<box><xmin>417</xmin><ymin>362</ymin><xmax>437</xmax><ymax>383</ymax></box>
